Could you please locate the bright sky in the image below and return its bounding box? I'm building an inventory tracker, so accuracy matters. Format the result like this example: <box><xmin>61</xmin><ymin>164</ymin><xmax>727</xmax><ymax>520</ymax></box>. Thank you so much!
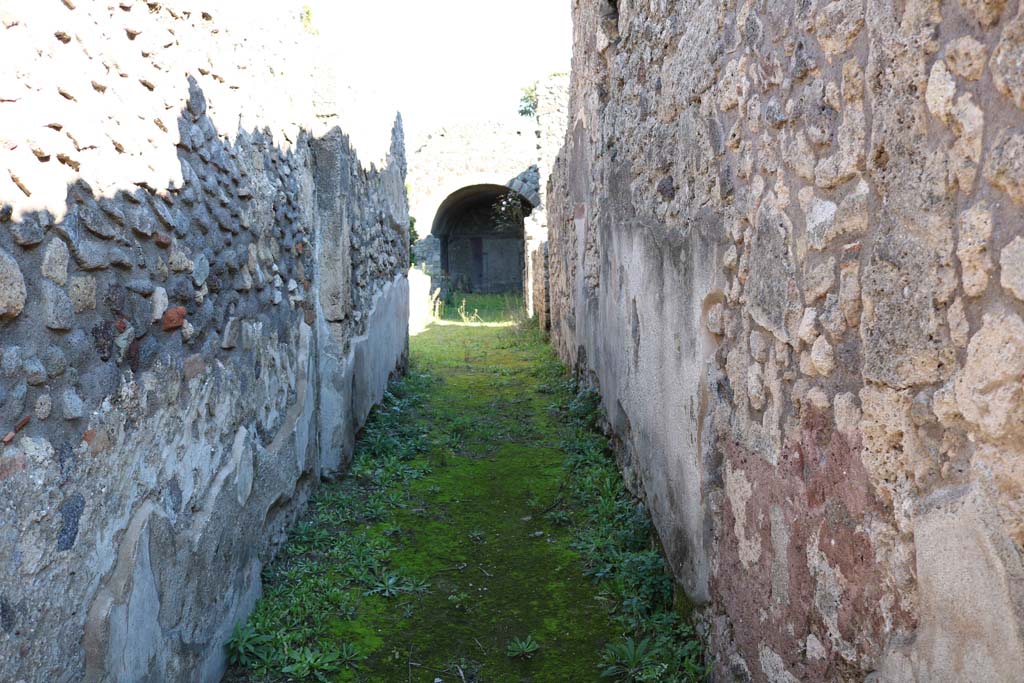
<box><xmin>308</xmin><ymin>1</ymin><xmax>572</xmax><ymax>150</ymax></box>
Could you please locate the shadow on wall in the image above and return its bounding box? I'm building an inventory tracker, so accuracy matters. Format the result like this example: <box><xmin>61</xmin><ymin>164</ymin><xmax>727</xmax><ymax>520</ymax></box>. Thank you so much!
<box><xmin>0</xmin><ymin>76</ymin><xmax>408</xmax><ymax>682</ymax></box>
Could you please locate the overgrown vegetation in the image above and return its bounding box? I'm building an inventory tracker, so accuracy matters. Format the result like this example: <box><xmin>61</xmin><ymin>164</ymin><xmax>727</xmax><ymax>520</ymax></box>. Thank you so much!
<box><xmin>490</xmin><ymin>191</ymin><xmax>528</xmax><ymax>231</ymax></box>
<box><xmin>518</xmin><ymin>82</ymin><xmax>538</xmax><ymax>117</ymax></box>
<box><xmin>224</xmin><ymin>294</ymin><xmax>706</xmax><ymax>682</ymax></box>
<box><xmin>299</xmin><ymin>5</ymin><xmax>317</xmax><ymax>35</ymax></box>
<box><xmin>434</xmin><ymin>292</ymin><xmax>523</xmax><ymax>324</ymax></box>
<box><xmin>552</xmin><ymin>387</ymin><xmax>709</xmax><ymax>682</ymax></box>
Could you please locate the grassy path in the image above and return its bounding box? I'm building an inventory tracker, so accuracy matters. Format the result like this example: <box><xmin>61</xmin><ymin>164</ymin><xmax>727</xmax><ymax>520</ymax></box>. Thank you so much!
<box><xmin>225</xmin><ymin>296</ymin><xmax>705</xmax><ymax>683</ymax></box>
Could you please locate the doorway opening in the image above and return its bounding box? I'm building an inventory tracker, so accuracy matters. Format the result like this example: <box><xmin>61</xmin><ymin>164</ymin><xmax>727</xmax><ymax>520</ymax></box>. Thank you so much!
<box><xmin>431</xmin><ymin>184</ymin><xmax>534</xmax><ymax>293</ymax></box>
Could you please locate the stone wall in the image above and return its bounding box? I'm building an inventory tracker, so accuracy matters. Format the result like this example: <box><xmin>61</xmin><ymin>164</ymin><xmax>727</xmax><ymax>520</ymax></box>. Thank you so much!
<box><xmin>532</xmin><ymin>76</ymin><xmax>569</xmax><ymax>324</ymax></box>
<box><xmin>546</xmin><ymin>1</ymin><xmax>1024</xmax><ymax>681</ymax></box>
<box><xmin>0</xmin><ymin>3</ymin><xmax>409</xmax><ymax>681</ymax></box>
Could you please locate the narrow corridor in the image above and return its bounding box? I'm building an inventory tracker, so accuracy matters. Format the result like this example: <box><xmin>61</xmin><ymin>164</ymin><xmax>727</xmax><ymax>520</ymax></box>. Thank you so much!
<box><xmin>224</xmin><ymin>296</ymin><xmax>704</xmax><ymax>682</ymax></box>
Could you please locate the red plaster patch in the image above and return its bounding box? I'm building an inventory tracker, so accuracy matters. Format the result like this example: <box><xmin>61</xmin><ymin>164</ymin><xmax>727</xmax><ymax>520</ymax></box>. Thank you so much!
<box><xmin>710</xmin><ymin>405</ymin><xmax>915</xmax><ymax>682</ymax></box>
<box><xmin>0</xmin><ymin>454</ymin><xmax>26</xmax><ymax>481</ymax></box>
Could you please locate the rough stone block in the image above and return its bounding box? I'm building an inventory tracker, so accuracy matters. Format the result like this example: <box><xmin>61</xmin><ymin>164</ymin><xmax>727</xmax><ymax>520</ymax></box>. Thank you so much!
<box><xmin>42</xmin><ymin>238</ymin><xmax>70</xmax><ymax>285</ymax></box>
<box><xmin>162</xmin><ymin>306</ymin><xmax>186</xmax><ymax>331</ymax></box>
<box><xmin>150</xmin><ymin>287</ymin><xmax>168</xmax><ymax>322</ymax></box>
<box><xmin>1000</xmin><ymin>236</ymin><xmax>1024</xmax><ymax>301</ymax></box>
<box><xmin>957</xmin><ymin>204</ymin><xmax>993</xmax><ymax>297</ymax></box>
<box><xmin>946</xmin><ymin>36</ymin><xmax>987</xmax><ymax>81</ymax></box>
<box><xmin>955</xmin><ymin>312</ymin><xmax>1024</xmax><ymax>441</ymax></box>
<box><xmin>0</xmin><ymin>247</ymin><xmax>26</xmax><ymax>318</ymax></box>
<box><xmin>7</xmin><ymin>213</ymin><xmax>47</xmax><ymax>246</ymax></box>
<box><xmin>68</xmin><ymin>275</ymin><xmax>97</xmax><ymax>313</ymax></box>
<box><xmin>42</xmin><ymin>281</ymin><xmax>74</xmax><ymax>330</ymax></box>
<box><xmin>34</xmin><ymin>394</ymin><xmax>52</xmax><ymax>420</ymax></box>
<box><xmin>61</xmin><ymin>388</ymin><xmax>83</xmax><ymax>420</ymax></box>
<box><xmin>23</xmin><ymin>357</ymin><xmax>46</xmax><ymax>385</ymax></box>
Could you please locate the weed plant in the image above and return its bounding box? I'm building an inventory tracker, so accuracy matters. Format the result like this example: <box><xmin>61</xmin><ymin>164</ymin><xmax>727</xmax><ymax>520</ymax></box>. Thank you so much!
<box><xmin>223</xmin><ymin>373</ymin><xmax>434</xmax><ymax>682</ymax></box>
<box><xmin>550</xmin><ymin>383</ymin><xmax>710</xmax><ymax>682</ymax></box>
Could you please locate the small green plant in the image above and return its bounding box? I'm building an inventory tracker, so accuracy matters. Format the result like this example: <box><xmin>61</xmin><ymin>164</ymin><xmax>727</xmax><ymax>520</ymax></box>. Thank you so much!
<box><xmin>225</xmin><ymin>622</ymin><xmax>272</xmax><ymax>668</ymax></box>
<box><xmin>299</xmin><ymin>5</ymin><xmax>318</xmax><ymax>35</ymax></box>
<box><xmin>600</xmin><ymin>638</ymin><xmax>661</xmax><ymax>681</ymax></box>
<box><xmin>447</xmin><ymin>591</ymin><xmax>471</xmax><ymax>610</ymax></box>
<box><xmin>337</xmin><ymin>642</ymin><xmax>362</xmax><ymax>669</ymax></box>
<box><xmin>545</xmin><ymin>508</ymin><xmax>572</xmax><ymax>526</ymax></box>
<box><xmin>468</xmin><ymin>529</ymin><xmax>486</xmax><ymax>544</ymax></box>
<box><xmin>506</xmin><ymin>634</ymin><xmax>540</xmax><ymax>659</ymax></box>
<box><xmin>518</xmin><ymin>82</ymin><xmax>538</xmax><ymax>117</ymax></box>
<box><xmin>281</xmin><ymin>647</ymin><xmax>340</xmax><ymax>681</ymax></box>
<box><xmin>365</xmin><ymin>570</ymin><xmax>407</xmax><ymax>597</ymax></box>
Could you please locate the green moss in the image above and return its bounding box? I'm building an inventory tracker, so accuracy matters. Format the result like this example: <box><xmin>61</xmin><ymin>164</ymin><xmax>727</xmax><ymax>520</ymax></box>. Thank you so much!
<box><xmin>224</xmin><ymin>294</ymin><xmax>706</xmax><ymax>683</ymax></box>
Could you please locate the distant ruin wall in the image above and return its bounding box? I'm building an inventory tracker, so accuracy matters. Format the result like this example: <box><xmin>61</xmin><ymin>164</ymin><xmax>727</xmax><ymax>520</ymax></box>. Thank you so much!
<box><xmin>531</xmin><ymin>76</ymin><xmax>570</xmax><ymax>323</ymax></box>
<box><xmin>547</xmin><ymin>1</ymin><xmax>1024</xmax><ymax>681</ymax></box>
<box><xmin>408</xmin><ymin>75</ymin><xmax>568</xmax><ymax>311</ymax></box>
<box><xmin>408</xmin><ymin>120</ymin><xmax>538</xmax><ymax>296</ymax></box>
<box><xmin>0</xmin><ymin>3</ymin><xmax>408</xmax><ymax>681</ymax></box>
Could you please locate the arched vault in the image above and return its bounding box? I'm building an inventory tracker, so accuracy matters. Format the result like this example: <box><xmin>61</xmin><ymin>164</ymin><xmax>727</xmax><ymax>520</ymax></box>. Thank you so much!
<box><xmin>430</xmin><ymin>184</ymin><xmax>535</xmax><ymax>238</ymax></box>
<box><xmin>430</xmin><ymin>183</ymin><xmax>536</xmax><ymax>294</ymax></box>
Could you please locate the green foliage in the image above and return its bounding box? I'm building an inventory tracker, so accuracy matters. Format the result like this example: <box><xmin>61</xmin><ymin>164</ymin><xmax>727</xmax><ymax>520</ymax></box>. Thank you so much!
<box><xmin>281</xmin><ymin>648</ymin><xmax>341</xmax><ymax>682</ymax></box>
<box><xmin>506</xmin><ymin>634</ymin><xmax>541</xmax><ymax>659</ymax></box>
<box><xmin>226</xmin><ymin>623</ymin><xmax>273</xmax><ymax>669</ymax></box>
<box><xmin>447</xmin><ymin>591</ymin><xmax>471</xmax><ymax>611</ymax></box>
<box><xmin>490</xmin><ymin>192</ymin><xmax>528</xmax><ymax>231</ymax></box>
<box><xmin>299</xmin><ymin>5</ymin><xmax>317</xmax><ymax>35</ymax></box>
<box><xmin>336</xmin><ymin>643</ymin><xmax>363</xmax><ymax>669</ymax></box>
<box><xmin>225</xmin><ymin>298</ymin><xmax>707</xmax><ymax>682</ymax></box>
<box><xmin>555</xmin><ymin>382</ymin><xmax>710</xmax><ymax>682</ymax></box>
<box><xmin>439</xmin><ymin>292</ymin><xmax>525</xmax><ymax>324</ymax></box>
<box><xmin>364</xmin><ymin>570</ymin><xmax>407</xmax><ymax>597</ymax></box>
<box><xmin>223</xmin><ymin>375</ymin><xmax>431</xmax><ymax>681</ymax></box>
<box><xmin>519</xmin><ymin>82</ymin><xmax>539</xmax><ymax>117</ymax></box>
<box><xmin>601</xmin><ymin>637</ymin><xmax>660</xmax><ymax>681</ymax></box>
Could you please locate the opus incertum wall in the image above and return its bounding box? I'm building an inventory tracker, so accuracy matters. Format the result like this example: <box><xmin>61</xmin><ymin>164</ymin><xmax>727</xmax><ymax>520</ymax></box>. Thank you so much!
<box><xmin>0</xmin><ymin>4</ymin><xmax>409</xmax><ymax>681</ymax></box>
<box><xmin>545</xmin><ymin>1</ymin><xmax>1024</xmax><ymax>681</ymax></box>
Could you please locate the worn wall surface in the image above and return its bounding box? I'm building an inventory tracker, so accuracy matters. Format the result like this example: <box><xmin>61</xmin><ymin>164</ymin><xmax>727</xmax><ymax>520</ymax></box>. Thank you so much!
<box><xmin>0</xmin><ymin>3</ymin><xmax>408</xmax><ymax>682</ymax></box>
<box><xmin>546</xmin><ymin>0</ymin><xmax>1024</xmax><ymax>681</ymax></box>
<box><xmin>532</xmin><ymin>76</ymin><xmax>571</xmax><ymax>325</ymax></box>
